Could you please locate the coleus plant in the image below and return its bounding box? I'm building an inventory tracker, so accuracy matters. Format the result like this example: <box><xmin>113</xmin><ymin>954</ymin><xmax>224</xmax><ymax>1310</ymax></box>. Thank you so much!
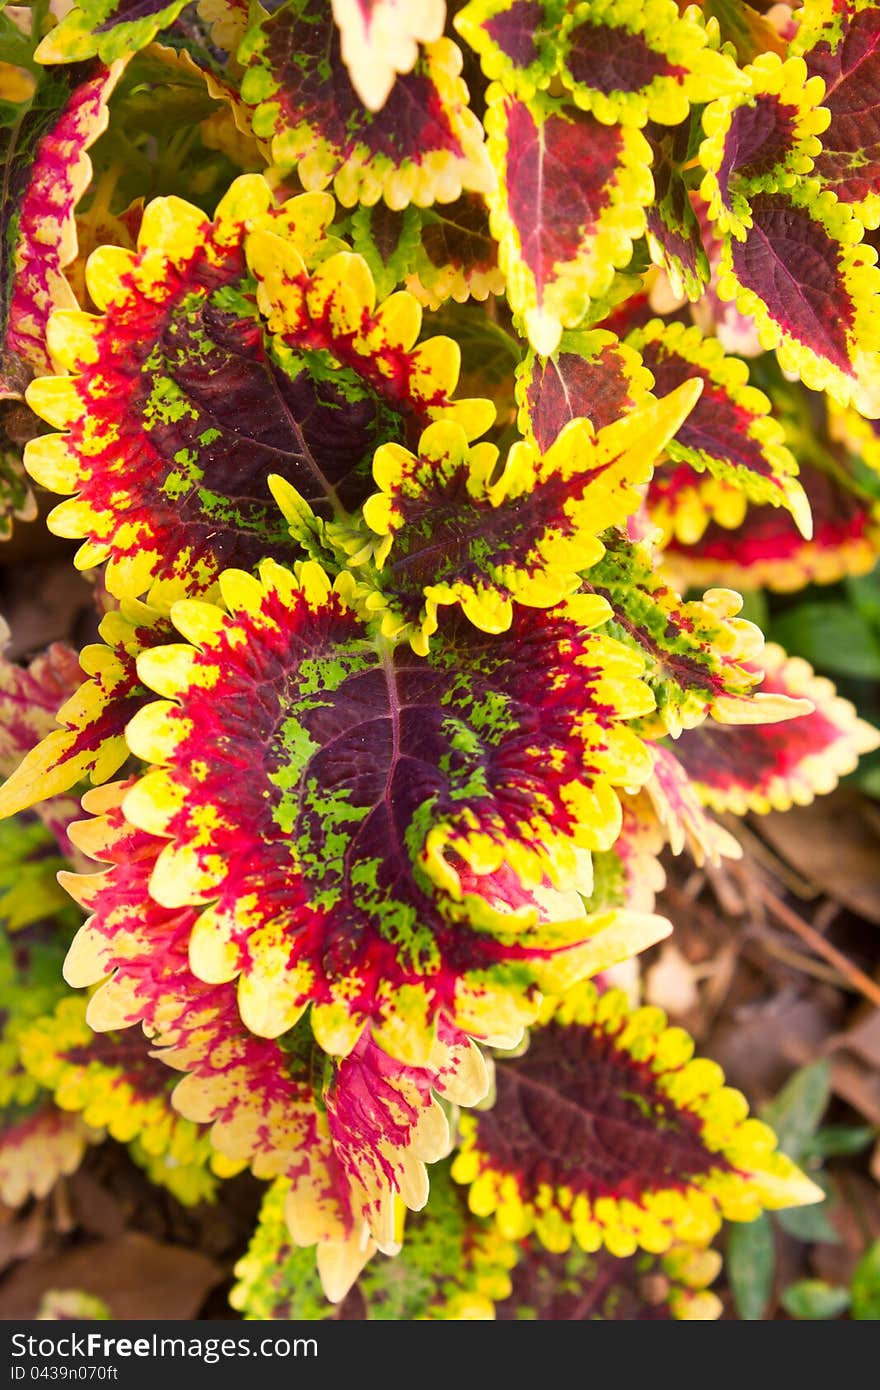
<box><xmin>0</xmin><ymin>0</ymin><xmax>878</xmax><ymax>1320</ymax></box>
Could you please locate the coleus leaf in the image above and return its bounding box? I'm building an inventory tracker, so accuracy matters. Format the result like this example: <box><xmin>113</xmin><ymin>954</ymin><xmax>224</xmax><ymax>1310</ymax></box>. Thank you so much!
<box><xmin>625</xmin><ymin>318</ymin><xmax>811</xmax><ymax>530</ymax></box>
<box><xmin>515</xmin><ymin>328</ymin><xmax>653</xmax><ymax>451</ymax></box>
<box><xmin>338</xmin><ymin>196</ymin><xmax>506</xmax><ymax>312</ymax></box>
<box><xmin>0</xmin><ymin>894</ymin><xmax>94</xmax><ymax>1207</ymax></box>
<box><xmin>455</xmin><ymin>0</ymin><xmax>743</xmax><ymax>125</ymax></box>
<box><xmin>0</xmin><ymin>627</ymin><xmax>83</xmax><ymax>780</ymax></box>
<box><xmin>239</xmin><ymin>0</ymin><xmax>492</xmax><ymax>209</ymax></box>
<box><xmin>167</xmin><ymin>1002</ymin><xmax>485</xmax><ymax>1282</ymax></box>
<box><xmin>828</xmin><ymin>398</ymin><xmax>880</xmax><ymax>481</ymax></box>
<box><xmin>60</xmin><ymin>788</ymin><xmax>492</xmax><ymax>1279</ymax></box>
<box><xmin>701</xmin><ymin>0</ymin><xmax>789</xmax><ymax>66</ymax></box>
<box><xmin>195</xmin><ymin>0</ymin><xmax>251</xmax><ymax>55</ymax></box>
<box><xmin>0</xmin><ymin>1101</ymin><xmax>94</xmax><ymax>1208</ymax></box>
<box><xmin>794</xmin><ymin>0</ymin><xmax>880</xmax><ymax>230</ymax></box>
<box><xmin>111</xmin><ymin>558</ymin><xmax>669</xmax><ymax>1056</ymax></box>
<box><xmin>714</xmin><ymin>183</ymin><xmax>880</xmax><ymax>415</ymax></box>
<box><xmin>648</xmin><ymin>462</ymin><xmax>750</xmax><ymax>546</ymax></box>
<box><xmin>483</xmin><ymin>86</ymin><xmax>654</xmax><ymax>354</ymax></box>
<box><xmin>0</xmin><ymin>49</ymin><xmax>124</xmax><ymax>389</ymax></box>
<box><xmin>644</xmin><ymin>743</ymin><xmax>743</xmax><ymax>867</ymax></box>
<box><xmin>0</xmin><ymin>592</ymin><xmax>175</xmax><ymax>819</ymax></box>
<box><xmin>686</xmin><ymin>192</ymin><xmax>765</xmax><ymax>359</ymax></box>
<box><xmin>451</xmin><ymin>981</ymin><xmax>823</xmax><ymax>1259</ymax></box>
<box><xmin>354</xmin><ymin>384</ymin><xmax>700</xmax><ymax>652</ymax></box>
<box><xmin>345</xmin><ymin>202</ymin><xmax>424</xmax><ymax>299</ymax></box>
<box><xmin>658</xmin><ymin>459</ymin><xmax>880</xmax><ymax>593</ymax></box>
<box><xmin>0</xmin><ymin>896</ymin><xmax>72</xmax><ymax>1113</ymax></box>
<box><xmin>230</xmin><ymin>1181</ymin><xmax>357</xmax><ymax>1320</ymax></box>
<box><xmin>405</xmin><ymin>194</ymin><xmax>506</xmax><ymax>309</ymax></box>
<box><xmin>556</xmin><ymin>0</ymin><xmax>745</xmax><ymax>127</ymax></box>
<box><xmin>581</xmin><ymin>531</ymin><xmax>804</xmax><ymax>736</ymax></box>
<box><xmin>645</xmin><ymin>120</ymin><xmax>710</xmax><ymax>301</ymax></box>
<box><xmin>0</xmin><ymin>624</ymin><xmax>86</xmax><ymax>857</ymax></box>
<box><xmin>33</xmin><ymin>1</ymin><xmax>188</xmax><ymax>65</ymax></box>
<box><xmin>670</xmin><ymin>642</ymin><xmax>880</xmax><ymax>815</ymax></box>
<box><xmin>0</xmin><ymin>815</ymin><xmax>73</xmax><ymax>934</ymax></box>
<box><xmin>17</xmin><ymin>993</ymin><xmax>231</xmax><ymax>1206</ymax></box>
<box><xmin>232</xmin><ymin>1162</ymin><xmax>518</xmax><ymax>1319</ymax></box>
<box><xmin>24</xmin><ymin>175</ymin><xmax>492</xmax><ymax>600</ymax></box>
<box><xmin>24</xmin><ymin>177</ymin><xmax>304</xmax><ymax>599</ymax></box>
<box><xmin>581</xmin><ymin>795</ymin><xmax>667</xmax><ymax>915</ymax></box>
<box><xmin>699</xmin><ymin>52</ymin><xmax>831</xmax><ymax>237</ymax></box>
<box><xmin>453</xmin><ymin>0</ymin><xmax>565</xmax><ymax>101</ymax></box>
<box><xmin>329</xmin><ymin>0</ymin><xmax>447</xmax><ymax>113</ymax></box>
<box><xmin>495</xmin><ymin>1238</ymin><xmax>723</xmax><ymax>1320</ymax></box>
<box><xmin>128</xmin><ymin>1133</ymin><xmax>234</xmax><ymax>1207</ymax></box>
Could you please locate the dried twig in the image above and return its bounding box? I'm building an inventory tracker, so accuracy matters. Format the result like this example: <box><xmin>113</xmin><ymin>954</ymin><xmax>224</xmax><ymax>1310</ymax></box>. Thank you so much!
<box><xmin>759</xmin><ymin>884</ymin><xmax>880</xmax><ymax>1012</ymax></box>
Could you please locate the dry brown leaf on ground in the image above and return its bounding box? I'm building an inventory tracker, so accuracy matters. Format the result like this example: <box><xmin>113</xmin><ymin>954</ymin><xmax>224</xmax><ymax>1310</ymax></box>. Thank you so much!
<box><xmin>826</xmin><ymin>1010</ymin><xmax>880</xmax><ymax>1128</ymax></box>
<box><xmin>709</xmin><ymin>987</ymin><xmax>845</xmax><ymax>1102</ymax></box>
<box><xmin>0</xmin><ymin>1232</ymin><xmax>222</xmax><ymax>1319</ymax></box>
<box><xmin>756</xmin><ymin>790</ymin><xmax>880</xmax><ymax>925</ymax></box>
<box><xmin>0</xmin><ymin>1203</ymin><xmax>46</xmax><ymax>1279</ymax></box>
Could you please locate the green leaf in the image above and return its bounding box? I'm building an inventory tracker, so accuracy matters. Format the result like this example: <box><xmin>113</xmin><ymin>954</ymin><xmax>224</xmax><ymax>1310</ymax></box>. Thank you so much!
<box><xmin>776</xmin><ymin>1175</ymin><xmax>840</xmax><ymax>1245</ymax></box>
<box><xmin>770</xmin><ymin>604</ymin><xmax>880</xmax><ymax>680</ymax></box>
<box><xmin>846</xmin><ymin>572</ymin><xmax>880</xmax><ymax>629</ymax></box>
<box><xmin>858</xmin><ymin>760</ymin><xmax>880</xmax><ymax>799</ymax></box>
<box><xmin>760</xmin><ymin>1060</ymin><xmax>831</xmax><ymax>1160</ymax></box>
<box><xmin>781</xmin><ymin>1279</ymin><xmax>850</xmax><ymax>1320</ymax></box>
<box><xmin>851</xmin><ymin>1240</ymin><xmax>880</xmax><ymax>1320</ymax></box>
<box><xmin>727</xmin><ymin>1213</ymin><xmax>775</xmax><ymax>1321</ymax></box>
<box><xmin>736</xmin><ymin>589</ymin><xmax>769</xmax><ymax>632</ymax></box>
<box><xmin>803</xmin><ymin>1125</ymin><xmax>876</xmax><ymax>1160</ymax></box>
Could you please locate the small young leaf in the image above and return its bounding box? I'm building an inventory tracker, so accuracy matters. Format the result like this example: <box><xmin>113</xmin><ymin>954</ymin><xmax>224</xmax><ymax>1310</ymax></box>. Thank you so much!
<box><xmin>645</xmin><ymin>121</ymin><xmax>710</xmax><ymax>301</ymax></box>
<box><xmin>699</xmin><ymin>53</ymin><xmax>830</xmax><ymax>238</ymax></box>
<box><xmin>407</xmin><ymin>195</ymin><xmax>506</xmax><ymax>309</ymax></box>
<box><xmin>516</xmin><ymin>329</ymin><xmax>653</xmax><ymax>449</ymax></box>
<box><xmin>360</xmin><ymin>386</ymin><xmax>699</xmax><ymax>651</ymax></box>
<box><xmin>781</xmin><ymin>1279</ymin><xmax>850</xmax><ymax>1320</ymax></box>
<box><xmin>584</xmin><ymin>532</ymin><xmax>777</xmax><ymax>737</ymax></box>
